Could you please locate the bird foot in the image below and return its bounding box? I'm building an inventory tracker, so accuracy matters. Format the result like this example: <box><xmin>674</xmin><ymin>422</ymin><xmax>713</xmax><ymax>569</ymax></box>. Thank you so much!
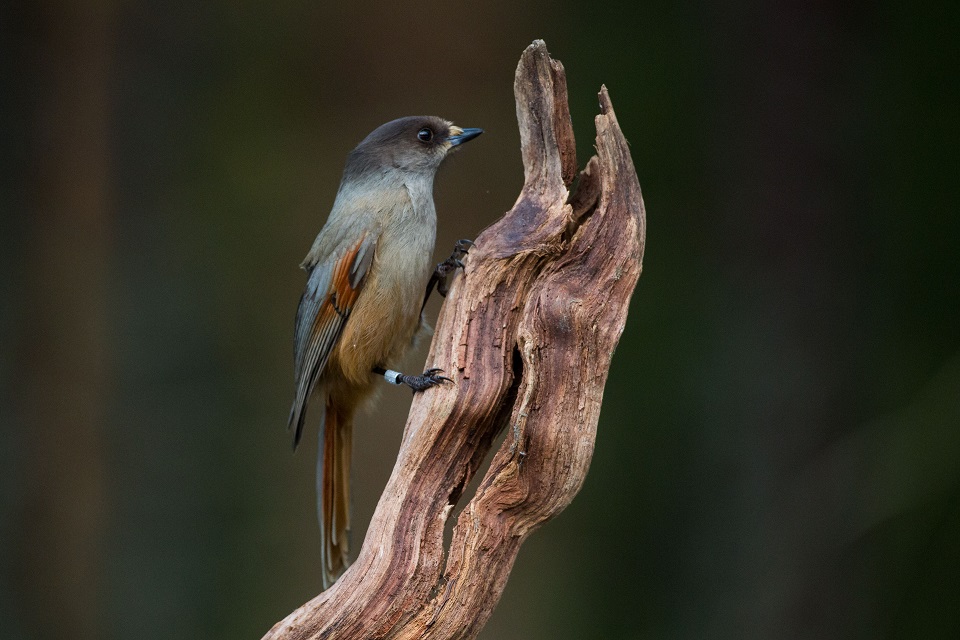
<box><xmin>397</xmin><ymin>368</ymin><xmax>452</xmax><ymax>391</ymax></box>
<box><xmin>433</xmin><ymin>239</ymin><xmax>474</xmax><ymax>297</ymax></box>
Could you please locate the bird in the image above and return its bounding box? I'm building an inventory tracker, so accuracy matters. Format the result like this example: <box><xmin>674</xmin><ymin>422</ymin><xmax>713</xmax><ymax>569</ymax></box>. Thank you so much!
<box><xmin>288</xmin><ymin>116</ymin><xmax>482</xmax><ymax>589</ymax></box>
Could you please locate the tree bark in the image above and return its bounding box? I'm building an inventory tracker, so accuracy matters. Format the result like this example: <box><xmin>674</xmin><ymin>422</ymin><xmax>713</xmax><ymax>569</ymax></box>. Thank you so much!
<box><xmin>264</xmin><ymin>39</ymin><xmax>646</xmax><ymax>640</ymax></box>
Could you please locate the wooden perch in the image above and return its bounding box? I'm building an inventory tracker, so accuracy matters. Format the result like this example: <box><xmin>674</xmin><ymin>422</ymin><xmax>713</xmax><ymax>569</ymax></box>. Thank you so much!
<box><xmin>264</xmin><ymin>39</ymin><xmax>646</xmax><ymax>640</ymax></box>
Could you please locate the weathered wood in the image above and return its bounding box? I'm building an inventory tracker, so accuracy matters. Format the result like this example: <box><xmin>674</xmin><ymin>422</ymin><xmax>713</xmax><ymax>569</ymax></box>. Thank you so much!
<box><xmin>264</xmin><ymin>39</ymin><xmax>646</xmax><ymax>640</ymax></box>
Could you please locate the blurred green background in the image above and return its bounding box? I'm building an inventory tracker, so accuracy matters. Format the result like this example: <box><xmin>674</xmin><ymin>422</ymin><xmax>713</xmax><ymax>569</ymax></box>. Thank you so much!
<box><xmin>2</xmin><ymin>1</ymin><xmax>959</xmax><ymax>638</ymax></box>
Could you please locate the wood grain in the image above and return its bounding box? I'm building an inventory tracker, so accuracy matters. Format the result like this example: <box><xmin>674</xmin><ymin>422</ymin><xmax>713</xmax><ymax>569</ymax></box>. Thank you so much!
<box><xmin>263</xmin><ymin>39</ymin><xmax>646</xmax><ymax>640</ymax></box>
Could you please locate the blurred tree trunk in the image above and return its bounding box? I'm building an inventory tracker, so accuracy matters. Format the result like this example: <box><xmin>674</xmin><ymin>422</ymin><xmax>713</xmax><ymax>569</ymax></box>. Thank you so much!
<box><xmin>11</xmin><ymin>2</ymin><xmax>115</xmax><ymax>639</ymax></box>
<box><xmin>703</xmin><ymin>2</ymin><xmax>872</xmax><ymax>637</ymax></box>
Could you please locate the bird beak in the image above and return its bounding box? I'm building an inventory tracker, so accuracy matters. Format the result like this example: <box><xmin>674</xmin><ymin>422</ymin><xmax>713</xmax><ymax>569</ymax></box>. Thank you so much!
<box><xmin>448</xmin><ymin>127</ymin><xmax>483</xmax><ymax>146</ymax></box>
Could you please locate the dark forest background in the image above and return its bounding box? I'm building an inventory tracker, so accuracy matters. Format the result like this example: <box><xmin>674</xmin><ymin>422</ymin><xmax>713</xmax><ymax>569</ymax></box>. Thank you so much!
<box><xmin>2</xmin><ymin>1</ymin><xmax>959</xmax><ymax>639</ymax></box>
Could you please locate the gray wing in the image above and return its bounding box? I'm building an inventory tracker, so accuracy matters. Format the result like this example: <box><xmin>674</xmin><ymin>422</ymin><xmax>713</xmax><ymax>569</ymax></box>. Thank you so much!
<box><xmin>288</xmin><ymin>231</ymin><xmax>377</xmax><ymax>447</ymax></box>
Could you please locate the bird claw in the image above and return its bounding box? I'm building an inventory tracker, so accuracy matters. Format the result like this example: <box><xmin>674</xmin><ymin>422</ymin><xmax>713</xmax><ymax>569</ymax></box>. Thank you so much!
<box><xmin>399</xmin><ymin>368</ymin><xmax>453</xmax><ymax>391</ymax></box>
<box><xmin>434</xmin><ymin>240</ymin><xmax>474</xmax><ymax>297</ymax></box>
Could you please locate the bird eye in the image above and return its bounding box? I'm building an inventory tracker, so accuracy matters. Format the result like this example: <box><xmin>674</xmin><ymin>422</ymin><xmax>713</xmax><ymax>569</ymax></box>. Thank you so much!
<box><xmin>417</xmin><ymin>127</ymin><xmax>434</xmax><ymax>143</ymax></box>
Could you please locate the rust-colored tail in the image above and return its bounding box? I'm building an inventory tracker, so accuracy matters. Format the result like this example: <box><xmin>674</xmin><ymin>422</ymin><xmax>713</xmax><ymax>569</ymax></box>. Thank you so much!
<box><xmin>317</xmin><ymin>398</ymin><xmax>352</xmax><ymax>589</ymax></box>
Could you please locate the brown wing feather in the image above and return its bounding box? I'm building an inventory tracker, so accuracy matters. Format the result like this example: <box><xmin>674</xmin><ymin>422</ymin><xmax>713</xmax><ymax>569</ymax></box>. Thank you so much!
<box><xmin>289</xmin><ymin>230</ymin><xmax>376</xmax><ymax>590</ymax></box>
<box><xmin>288</xmin><ymin>232</ymin><xmax>375</xmax><ymax>447</ymax></box>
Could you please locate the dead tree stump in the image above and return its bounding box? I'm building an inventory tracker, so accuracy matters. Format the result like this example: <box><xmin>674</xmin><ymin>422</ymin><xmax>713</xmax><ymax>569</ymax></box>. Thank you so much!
<box><xmin>264</xmin><ymin>39</ymin><xmax>646</xmax><ymax>640</ymax></box>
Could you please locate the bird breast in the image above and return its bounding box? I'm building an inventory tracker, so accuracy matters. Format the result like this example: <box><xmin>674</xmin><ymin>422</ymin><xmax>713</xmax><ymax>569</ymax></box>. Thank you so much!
<box><xmin>329</xmin><ymin>184</ymin><xmax>436</xmax><ymax>387</ymax></box>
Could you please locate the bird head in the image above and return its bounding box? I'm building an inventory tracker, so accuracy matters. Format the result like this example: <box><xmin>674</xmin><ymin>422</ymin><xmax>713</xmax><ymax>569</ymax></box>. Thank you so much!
<box><xmin>345</xmin><ymin>116</ymin><xmax>483</xmax><ymax>178</ymax></box>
